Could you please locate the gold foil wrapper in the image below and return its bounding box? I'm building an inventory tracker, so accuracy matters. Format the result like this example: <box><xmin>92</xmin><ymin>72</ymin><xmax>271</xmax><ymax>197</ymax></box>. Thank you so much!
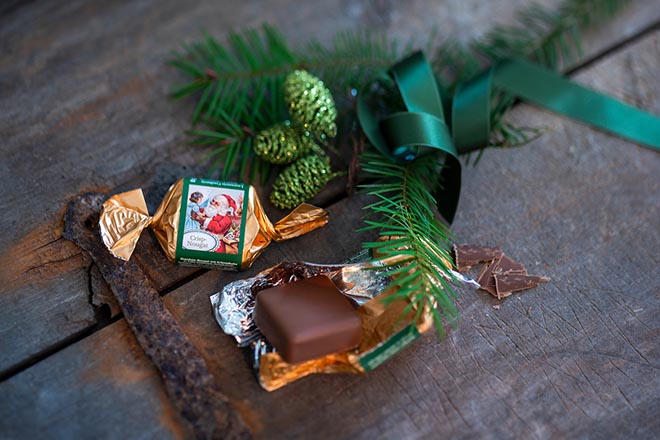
<box><xmin>211</xmin><ymin>260</ymin><xmax>435</xmax><ymax>392</ymax></box>
<box><xmin>99</xmin><ymin>179</ymin><xmax>329</xmax><ymax>270</ymax></box>
<box><xmin>257</xmin><ymin>286</ymin><xmax>433</xmax><ymax>391</ymax></box>
<box><xmin>242</xmin><ymin>186</ymin><xmax>328</xmax><ymax>269</ymax></box>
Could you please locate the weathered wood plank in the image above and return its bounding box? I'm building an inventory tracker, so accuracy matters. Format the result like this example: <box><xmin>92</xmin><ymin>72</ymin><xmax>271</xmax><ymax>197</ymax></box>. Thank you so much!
<box><xmin>0</xmin><ymin>5</ymin><xmax>658</xmax><ymax>438</ymax></box>
<box><xmin>10</xmin><ymin>0</ymin><xmax>658</xmax><ymax>377</ymax></box>
<box><xmin>2</xmin><ymin>0</ymin><xmax>577</xmax><ymax>256</ymax></box>
<box><xmin>2</xmin><ymin>29</ymin><xmax>659</xmax><ymax>438</ymax></box>
<box><xmin>0</xmin><ymin>318</ymin><xmax>191</xmax><ymax>439</ymax></box>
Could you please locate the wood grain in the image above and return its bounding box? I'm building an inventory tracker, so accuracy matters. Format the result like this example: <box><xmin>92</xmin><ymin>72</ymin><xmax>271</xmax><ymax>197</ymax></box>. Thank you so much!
<box><xmin>1</xmin><ymin>0</ymin><xmax>659</xmax><ymax>438</ymax></box>
<box><xmin>0</xmin><ymin>191</ymin><xmax>378</xmax><ymax>439</ymax></box>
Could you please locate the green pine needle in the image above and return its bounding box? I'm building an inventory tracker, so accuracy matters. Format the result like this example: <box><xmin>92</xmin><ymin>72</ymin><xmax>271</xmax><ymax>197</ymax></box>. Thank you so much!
<box><xmin>170</xmin><ymin>25</ymin><xmax>297</xmax><ymax>124</ymax></box>
<box><xmin>475</xmin><ymin>0</ymin><xmax>630</xmax><ymax>67</ymax></box>
<box><xmin>186</xmin><ymin>96</ymin><xmax>286</xmax><ymax>182</ymax></box>
<box><xmin>299</xmin><ymin>30</ymin><xmax>399</xmax><ymax>94</ymax></box>
<box><xmin>359</xmin><ymin>151</ymin><xmax>458</xmax><ymax>337</ymax></box>
<box><xmin>170</xmin><ymin>26</ymin><xmax>398</xmax><ymax>182</ymax></box>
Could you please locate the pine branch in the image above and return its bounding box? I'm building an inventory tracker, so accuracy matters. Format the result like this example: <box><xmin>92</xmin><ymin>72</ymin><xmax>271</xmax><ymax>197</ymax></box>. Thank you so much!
<box><xmin>359</xmin><ymin>151</ymin><xmax>458</xmax><ymax>336</ymax></box>
<box><xmin>170</xmin><ymin>26</ymin><xmax>398</xmax><ymax>181</ymax></box>
<box><xmin>300</xmin><ymin>31</ymin><xmax>399</xmax><ymax>96</ymax></box>
<box><xmin>475</xmin><ymin>0</ymin><xmax>631</xmax><ymax>68</ymax></box>
<box><xmin>186</xmin><ymin>92</ymin><xmax>287</xmax><ymax>182</ymax></box>
<box><xmin>170</xmin><ymin>25</ymin><xmax>297</xmax><ymax>124</ymax></box>
<box><xmin>171</xmin><ymin>27</ymin><xmax>399</xmax><ymax>120</ymax></box>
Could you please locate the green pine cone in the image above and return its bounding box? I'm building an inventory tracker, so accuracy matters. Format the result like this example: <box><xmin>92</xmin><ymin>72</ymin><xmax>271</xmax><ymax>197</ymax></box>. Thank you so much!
<box><xmin>253</xmin><ymin>122</ymin><xmax>316</xmax><ymax>164</ymax></box>
<box><xmin>283</xmin><ymin>70</ymin><xmax>337</xmax><ymax>139</ymax></box>
<box><xmin>270</xmin><ymin>154</ymin><xmax>337</xmax><ymax>209</ymax></box>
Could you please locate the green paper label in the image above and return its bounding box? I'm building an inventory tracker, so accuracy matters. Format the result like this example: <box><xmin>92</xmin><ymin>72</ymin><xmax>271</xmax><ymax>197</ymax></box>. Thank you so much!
<box><xmin>358</xmin><ymin>323</ymin><xmax>421</xmax><ymax>372</ymax></box>
<box><xmin>175</xmin><ymin>178</ymin><xmax>248</xmax><ymax>270</ymax></box>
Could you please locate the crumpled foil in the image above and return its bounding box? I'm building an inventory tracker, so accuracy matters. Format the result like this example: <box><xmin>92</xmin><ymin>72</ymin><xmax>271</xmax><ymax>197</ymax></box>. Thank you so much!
<box><xmin>211</xmin><ymin>261</ymin><xmax>390</xmax><ymax>347</ymax></box>
<box><xmin>210</xmin><ymin>257</ymin><xmax>479</xmax><ymax>391</ymax></box>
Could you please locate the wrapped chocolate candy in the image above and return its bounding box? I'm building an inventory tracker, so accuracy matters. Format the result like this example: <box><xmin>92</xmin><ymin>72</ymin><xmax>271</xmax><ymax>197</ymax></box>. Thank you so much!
<box><xmin>99</xmin><ymin>178</ymin><xmax>329</xmax><ymax>270</ymax></box>
<box><xmin>211</xmin><ymin>260</ymin><xmax>433</xmax><ymax>391</ymax></box>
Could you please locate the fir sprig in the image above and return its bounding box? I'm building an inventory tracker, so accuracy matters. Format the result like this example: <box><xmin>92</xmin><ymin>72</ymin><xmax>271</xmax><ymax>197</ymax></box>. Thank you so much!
<box><xmin>171</xmin><ymin>27</ymin><xmax>397</xmax><ymax>181</ymax></box>
<box><xmin>171</xmin><ymin>27</ymin><xmax>398</xmax><ymax>120</ymax></box>
<box><xmin>186</xmin><ymin>84</ymin><xmax>288</xmax><ymax>182</ymax></box>
<box><xmin>475</xmin><ymin>0</ymin><xmax>630</xmax><ymax>68</ymax></box>
<box><xmin>170</xmin><ymin>25</ymin><xmax>296</xmax><ymax>124</ymax></box>
<box><xmin>360</xmin><ymin>151</ymin><xmax>458</xmax><ymax>335</ymax></box>
<box><xmin>300</xmin><ymin>31</ymin><xmax>399</xmax><ymax>95</ymax></box>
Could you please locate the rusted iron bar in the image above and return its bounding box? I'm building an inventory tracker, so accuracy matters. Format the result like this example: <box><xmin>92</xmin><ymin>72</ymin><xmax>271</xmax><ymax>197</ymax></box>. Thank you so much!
<box><xmin>63</xmin><ymin>193</ymin><xmax>252</xmax><ymax>440</ymax></box>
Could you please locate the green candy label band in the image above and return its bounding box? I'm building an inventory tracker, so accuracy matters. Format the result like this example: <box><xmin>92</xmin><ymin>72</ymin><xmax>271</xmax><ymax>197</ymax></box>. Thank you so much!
<box><xmin>359</xmin><ymin>323</ymin><xmax>421</xmax><ymax>372</ymax></box>
<box><xmin>175</xmin><ymin>178</ymin><xmax>249</xmax><ymax>270</ymax></box>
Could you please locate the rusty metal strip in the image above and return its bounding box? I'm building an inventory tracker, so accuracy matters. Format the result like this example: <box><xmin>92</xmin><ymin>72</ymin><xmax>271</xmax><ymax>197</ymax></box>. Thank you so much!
<box><xmin>63</xmin><ymin>193</ymin><xmax>252</xmax><ymax>439</ymax></box>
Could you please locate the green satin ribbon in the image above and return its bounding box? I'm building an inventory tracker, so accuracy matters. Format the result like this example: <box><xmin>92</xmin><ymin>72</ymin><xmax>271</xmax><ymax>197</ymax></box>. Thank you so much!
<box><xmin>358</xmin><ymin>51</ymin><xmax>660</xmax><ymax>224</ymax></box>
<box><xmin>357</xmin><ymin>52</ymin><xmax>461</xmax><ymax>223</ymax></box>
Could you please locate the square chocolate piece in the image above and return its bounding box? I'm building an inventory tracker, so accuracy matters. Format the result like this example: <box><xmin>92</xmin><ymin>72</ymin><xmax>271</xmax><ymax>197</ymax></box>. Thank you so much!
<box><xmin>254</xmin><ymin>275</ymin><xmax>362</xmax><ymax>364</ymax></box>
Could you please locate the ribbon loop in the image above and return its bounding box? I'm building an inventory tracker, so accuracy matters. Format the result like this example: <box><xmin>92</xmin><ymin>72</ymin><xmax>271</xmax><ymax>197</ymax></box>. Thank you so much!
<box><xmin>358</xmin><ymin>51</ymin><xmax>463</xmax><ymax>222</ymax></box>
<box><xmin>452</xmin><ymin>69</ymin><xmax>492</xmax><ymax>154</ymax></box>
<box><xmin>390</xmin><ymin>52</ymin><xmax>446</xmax><ymax>120</ymax></box>
<box><xmin>379</xmin><ymin>112</ymin><xmax>454</xmax><ymax>161</ymax></box>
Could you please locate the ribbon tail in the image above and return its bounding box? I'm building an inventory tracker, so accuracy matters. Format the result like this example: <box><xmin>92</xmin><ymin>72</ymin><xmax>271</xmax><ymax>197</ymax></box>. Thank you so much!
<box><xmin>492</xmin><ymin>60</ymin><xmax>660</xmax><ymax>150</ymax></box>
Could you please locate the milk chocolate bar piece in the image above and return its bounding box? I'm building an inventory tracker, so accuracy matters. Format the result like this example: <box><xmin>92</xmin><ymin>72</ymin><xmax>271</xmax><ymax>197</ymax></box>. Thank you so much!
<box><xmin>253</xmin><ymin>275</ymin><xmax>362</xmax><ymax>364</ymax></box>
<box><xmin>494</xmin><ymin>274</ymin><xmax>550</xmax><ymax>297</ymax></box>
<box><xmin>453</xmin><ymin>244</ymin><xmax>503</xmax><ymax>271</ymax></box>
<box><xmin>476</xmin><ymin>256</ymin><xmax>502</xmax><ymax>297</ymax></box>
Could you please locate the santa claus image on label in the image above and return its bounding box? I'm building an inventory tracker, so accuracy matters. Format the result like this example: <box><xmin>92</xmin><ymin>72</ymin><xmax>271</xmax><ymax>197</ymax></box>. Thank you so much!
<box><xmin>184</xmin><ymin>185</ymin><xmax>243</xmax><ymax>255</ymax></box>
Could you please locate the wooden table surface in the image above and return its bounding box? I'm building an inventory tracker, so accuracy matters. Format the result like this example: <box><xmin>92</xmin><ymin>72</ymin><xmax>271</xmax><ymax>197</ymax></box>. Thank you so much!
<box><xmin>1</xmin><ymin>1</ymin><xmax>659</xmax><ymax>438</ymax></box>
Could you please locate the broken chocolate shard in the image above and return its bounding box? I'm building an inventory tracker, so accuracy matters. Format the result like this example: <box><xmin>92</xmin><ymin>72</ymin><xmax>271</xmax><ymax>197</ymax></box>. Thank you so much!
<box><xmin>492</xmin><ymin>254</ymin><xmax>526</xmax><ymax>275</ymax></box>
<box><xmin>477</xmin><ymin>254</ymin><xmax>529</xmax><ymax>299</ymax></box>
<box><xmin>453</xmin><ymin>244</ymin><xmax>503</xmax><ymax>272</ymax></box>
<box><xmin>253</xmin><ymin>275</ymin><xmax>362</xmax><ymax>364</ymax></box>
<box><xmin>468</xmin><ymin>246</ymin><xmax>549</xmax><ymax>300</ymax></box>
<box><xmin>477</xmin><ymin>255</ymin><xmax>501</xmax><ymax>297</ymax></box>
<box><xmin>494</xmin><ymin>274</ymin><xmax>550</xmax><ymax>296</ymax></box>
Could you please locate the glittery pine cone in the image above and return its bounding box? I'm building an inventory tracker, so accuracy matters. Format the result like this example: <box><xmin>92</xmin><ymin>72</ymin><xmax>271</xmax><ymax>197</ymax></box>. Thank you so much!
<box><xmin>254</xmin><ymin>122</ymin><xmax>316</xmax><ymax>164</ymax></box>
<box><xmin>283</xmin><ymin>70</ymin><xmax>337</xmax><ymax>139</ymax></box>
<box><xmin>270</xmin><ymin>154</ymin><xmax>337</xmax><ymax>209</ymax></box>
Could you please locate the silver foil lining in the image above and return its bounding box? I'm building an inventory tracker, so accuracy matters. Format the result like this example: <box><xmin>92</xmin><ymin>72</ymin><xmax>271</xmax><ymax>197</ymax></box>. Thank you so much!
<box><xmin>210</xmin><ymin>261</ymin><xmax>390</xmax><ymax>347</ymax></box>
